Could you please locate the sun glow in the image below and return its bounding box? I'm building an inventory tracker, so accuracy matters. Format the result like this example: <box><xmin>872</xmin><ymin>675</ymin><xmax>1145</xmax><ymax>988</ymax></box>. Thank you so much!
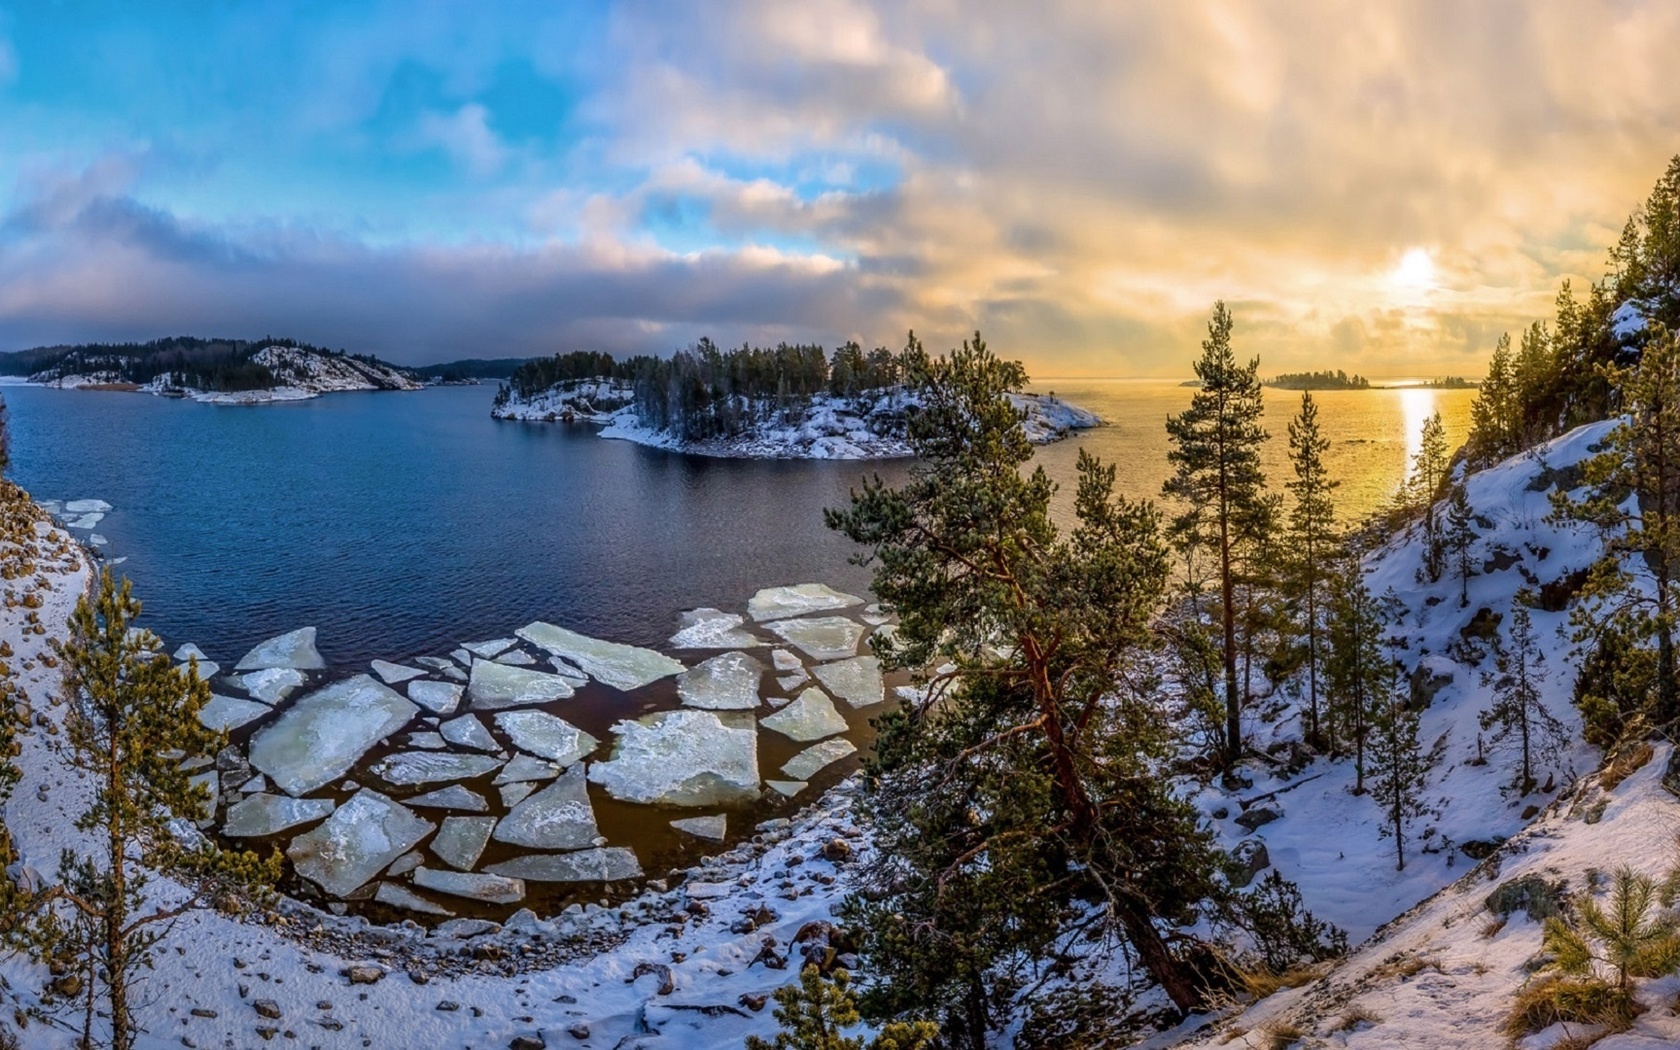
<box><xmin>1391</xmin><ymin>247</ymin><xmax>1435</xmax><ymax>294</ymax></box>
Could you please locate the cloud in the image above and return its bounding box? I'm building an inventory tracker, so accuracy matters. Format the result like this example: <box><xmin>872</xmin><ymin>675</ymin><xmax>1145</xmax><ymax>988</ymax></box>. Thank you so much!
<box><xmin>417</xmin><ymin>103</ymin><xmax>508</xmax><ymax>176</ymax></box>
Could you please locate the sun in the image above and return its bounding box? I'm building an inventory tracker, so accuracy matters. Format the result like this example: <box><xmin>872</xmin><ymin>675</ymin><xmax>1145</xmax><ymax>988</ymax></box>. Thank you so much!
<box><xmin>1391</xmin><ymin>247</ymin><xmax>1435</xmax><ymax>293</ymax></box>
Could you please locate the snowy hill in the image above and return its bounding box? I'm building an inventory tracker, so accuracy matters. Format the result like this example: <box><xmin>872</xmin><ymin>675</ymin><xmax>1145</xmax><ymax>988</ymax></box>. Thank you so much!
<box><xmin>494</xmin><ymin>382</ymin><xmax>1100</xmax><ymax>459</ymax></box>
<box><xmin>23</xmin><ymin>341</ymin><xmax>422</xmax><ymax>403</ymax></box>
<box><xmin>139</xmin><ymin>345</ymin><xmax>423</xmax><ymax>403</ymax></box>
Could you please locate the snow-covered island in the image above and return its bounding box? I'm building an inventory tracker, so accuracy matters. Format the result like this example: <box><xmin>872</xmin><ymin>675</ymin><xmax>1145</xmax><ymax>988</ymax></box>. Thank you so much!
<box><xmin>493</xmin><ymin>379</ymin><xmax>1101</xmax><ymax>459</ymax></box>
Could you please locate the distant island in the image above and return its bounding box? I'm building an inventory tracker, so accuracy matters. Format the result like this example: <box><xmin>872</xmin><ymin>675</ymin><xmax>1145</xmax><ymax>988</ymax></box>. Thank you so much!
<box><xmin>1265</xmin><ymin>369</ymin><xmax>1371</xmax><ymax>390</ymax></box>
<box><xmin>0</xmin><ymin>336</ymin><xmax>423</xmax><ymax>403</ymax></box>
<box><xmin>1420</xmin><ymin>375</ymin><xmax>1477</xmax><ymax>389</ymax></box>
<box><xmin>492</xmin><ymin>341</ymin><xmax>1100</xmax><ymax>459</ymax></box>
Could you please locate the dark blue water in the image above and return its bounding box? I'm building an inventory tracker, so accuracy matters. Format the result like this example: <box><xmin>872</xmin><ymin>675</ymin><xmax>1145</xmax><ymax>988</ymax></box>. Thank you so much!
<box><xmin>2</xmin><ymin>384</ymin><xmax>904</xmax><ymax>666</ymax></box>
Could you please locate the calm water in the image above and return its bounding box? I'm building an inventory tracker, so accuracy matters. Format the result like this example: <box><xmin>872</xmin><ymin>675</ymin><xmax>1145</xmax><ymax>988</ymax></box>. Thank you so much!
<box><xmin>3</xmin><ymin>379</ymin><xmax>1475</xmax><ymax>663</ymax></box>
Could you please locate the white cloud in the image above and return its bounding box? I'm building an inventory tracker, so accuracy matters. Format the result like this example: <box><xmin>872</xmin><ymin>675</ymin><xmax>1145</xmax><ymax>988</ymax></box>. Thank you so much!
<box><xmin>418</xmin><ymin>103</ymin><xmax>507</xmax><ymax>177</ymax></box>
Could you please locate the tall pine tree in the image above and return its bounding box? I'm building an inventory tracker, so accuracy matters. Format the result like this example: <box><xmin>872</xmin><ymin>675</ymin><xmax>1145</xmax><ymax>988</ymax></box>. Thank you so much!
<box><xmin>1368</xmin><ymin>664</ymin><xmax>1429</xmax><ymax>872</ymax></box>
<box><xmin>1165</xmin><ymin>302</ymin><xmax>1270</xmax><ymax>766</ymax></box>
<box><xmin>1413</xmin><ymin>411</ymin><xmax>1451</xmax><ymax>582</ymax></box>
<box><xmin>1324</xmin><ymin>557</ymin><xmax>1386</xmax><ymax>789</ymax></box>
<box><xmin>1479</xmin><ymin>599</ymin><xmax>1567</xmax><ymax>796</ymax></box>
<box><xmin>1446</xmin><ymin>480</ymin><xmax>1477</xmax><ymax>608</ymax></box>
<box><xmin>1285</xmin><ymin>391</ymin><xmax>1339</xmax><ymax>747</ymax></box>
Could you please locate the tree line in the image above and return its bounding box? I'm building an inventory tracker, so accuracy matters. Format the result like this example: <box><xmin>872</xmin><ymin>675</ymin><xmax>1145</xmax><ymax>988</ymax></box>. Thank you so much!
<box><xmin>0</xmin><ymin>335</ymin><xmax>392</xmax><ymax>392</ymax></box>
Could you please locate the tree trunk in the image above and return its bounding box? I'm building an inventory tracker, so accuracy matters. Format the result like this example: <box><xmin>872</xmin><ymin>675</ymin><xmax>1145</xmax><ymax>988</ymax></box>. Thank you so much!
<box><xmin>1221</xmin><ymin>512</ymin><xmax>1241</xmax><ymax>767</ymax></box>
<box><xmin>1115</xmin><ymin>900</ymin><xmax>1202</xmax><ymax>1014</ymax></box>
<box><xmin>1306</xmin><ymin>574</ymin><xmax>1320</xmax><ymax>747</ymax></box>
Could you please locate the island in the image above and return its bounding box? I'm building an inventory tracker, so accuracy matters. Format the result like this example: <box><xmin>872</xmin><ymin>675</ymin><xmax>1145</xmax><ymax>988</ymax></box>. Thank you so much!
<box><xmin>1264</xmin><ymin>369</ymin><xmax>1371</xmax><ymax>390</ymax></box>
<box><xmin>491</xmin><ymin>342</ymin><xmax>1101</xmax><ymax>459</ymax></box>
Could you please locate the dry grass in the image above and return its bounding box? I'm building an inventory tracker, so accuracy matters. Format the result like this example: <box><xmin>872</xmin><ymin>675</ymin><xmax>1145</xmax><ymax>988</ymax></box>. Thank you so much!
<box><xmin>1328</xmin><ymin>1003</ymin><xmax>1382</xmax><ymax>1032</ymax></box>
<box><xmin>1256</xmin><ymin>1017</ymin><xmax>1306</xmax><ymax>1049</ymax></box>
<box><xmin>1481</xmin><ymin>915</ymin><xmax>1508</xmax><ymax>939</ymax></box>
<box><xmin>1235</xmin><ymin>962</ymin><xmax>1328</xmax><ymax>1000</ymax></box>
<box><xmin>1371</xmin><ymin>953</ymin><xmax>1440</xmax><ymax>982</ymax></box>
<box><xmin>1600</xmin><ymin>742</ymin><xmax>1654</xmax><ymax>790</ymax></box>
<box><xmin>1502</xmin><ymin>975</ymin><xmax>1637</xmax><ymax>1039</ymax></box>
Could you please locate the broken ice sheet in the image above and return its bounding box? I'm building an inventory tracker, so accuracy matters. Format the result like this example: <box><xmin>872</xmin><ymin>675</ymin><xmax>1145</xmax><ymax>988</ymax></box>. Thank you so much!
<box><xmin>412</xmin><ymin>866</ymin><xmax>525</xmax><ymax>904</ymax></box>
<box><xmin>747</xmin><ymin>583</ymin><xmax>863</xmax><ymax>622</ymax></box>
<box><xmin>759</xmin><ymin>687</ymin><xmax>848</xmax><ymax>742</ymax></box>
<box><xmin>781</xmin><ymin>737</ymin><xmax>858</xmax><ymax>781</ymax></box>
<box><xmin>516</xmin><ymin>621</ymin><xmax>684</xmax><ymax>691</ymax></box>
<box><xmin>467</xmin><ymin>660</ymin><xmax>577</xmax><ymax>709</ymax></box>
<box><xmin>370</xmin><ymin>659</ymin><xmax>424</xmax><ymax>684</ymax></box>
<box><xmin>494</xmin><ymin>710</ymin><xmax>598</xmax><ymax>765</ymax></box>
<box><xmin>232</xmin><ymin>667</ymin><xmax>308</xmax><ymax>706</ymax></box>
<box><xmin>247</xmin><ymin>674</ymin><xmax>416</xmax><ymax>797</ymax></box>
<box><xmin>764</xmin><ymin>617</ymin><xmax>865</xmax><ymax>661</ymax></box>
<box><xmin>669</xmin><ymin>608</ymin><xmax>765</xmax><ymax>649</ymax></box>
<box><xmin>588</xmin><ymin>709</ymin><xmax>759</xmax><ymax>806</ymax></box>
<box><xmin>406</xmin><ymin>785</ymin><xmax>489</xmax><ymax>812</ymax></box>
<box><xmin>485</xmin><ymin>847</ymin><xmax>642</xmax><ymax>883</ymax></box>
<box><xmin>439</xmin><ymin>713</ymin><xmax>498</xmax><ymax>751</ymax></box>
<box><xmin>431</xmin><ymin>815</ymin><xmax>497</xmax><ymax>871</ymax></box>
<box><xmin>492</xmin><ymin>766</ymin><xmax>599</xmax><ymax>850</ymax></box>
<box><xmin>812</xmin><ymin>656</ymin><xmax>884</xmax><ymax>709</ymax></box>
<box><xmin>675</xmin><ymin>651</ymin><xmax>764</xmax><ymax>711</ymax></box>
<box><xmin>198</xmin><ymin>694</ymin><xmax>270</xmax><ymax>732</ymax></box>
<box><xmin>670</xmin><ymin>814</ymin><xmax>727</xmax><ymax>841</ymax></box>
<box><xmin>493</xmin><ymin>754</ymin><xmax>562</xmax><ymax>786</ymax></box>
<box><xmin>375</xmin><ymin>882</ymin><xmax>453</xmax><ymax>917</ymax></box>
<box><xmin>408</xmin><ymin>679</ymin><xmax>463</xmax><ymax>715</ymax></box>
<box><xmin>235</xmin><ymin>627</ymin><xmax>326</xmax><ymax>671</ymax></box>
<box><xmin>223</xmin><ymin>793</ymin><xmax>335</xmax><ymax>837</ymax></box>
<box><xmin>369</xmin><ymin>751</ymin><xmax>503</xmax><ymax>786</ymax></box>
<box><xmin>287</xmin><ymin>789</ymin><xmax>434</xmax><ymax>898</ymax></box>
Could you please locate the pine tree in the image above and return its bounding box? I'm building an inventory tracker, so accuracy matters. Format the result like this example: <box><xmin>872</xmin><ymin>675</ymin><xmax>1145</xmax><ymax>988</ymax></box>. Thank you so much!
<box><xmin>1412</xmin><ymin>411</ymin><xmax>1451</xmax><ymax>581</ymax></box>
<box><xmin>1551</xmin><ymin>322</ymin><xmax>1680</xmax><ymax>726</ymax></box>
<box><xmin>1478</xmin><ymin>600</ymin><xmax>1567</xmax><ymax>796</ymax></box>
<box><xmin>1368</xmin><ymin>664</ymin><xmax>1429</xmax><ymax>872</ymax></box>
<box><xmin>1446</xmin><ymin>480</ymin><xmax>1477</xmax><ymax>608</ymax></box>
<box><xmin>10</xmin><ymin>570</ymin><xmax>276</xmax><ymax>1049</ymax></box>
<box><xmin>829</xmin><ymin>334</ymin><xmax>1226</xmax><ymax>1035</ymax></box>
<box><xmin>1542</xmin><ymin>867</ymin><xmax>1680</xmax><ymax>994</ymax></box>
<box><xmin>1469</xmin><ymin>332</ymin><xmax>1516</xmax><ymax>463</ymax></box>
<box><xmin>746</xmin><ymin>966</ymin><xmax>939</xmax><ymax>1050</ymax></box>
<box><xmin>1165</xmin><ymin>302</ymin><xmax>1270</xmax><ymax>766</ymax></box>
<box><xmin>1285</xmin><ymin>391</ymin><xmax>1339</xmax><ymax>746</ymax></box>
<box><xmin>1324</xmin><ymin>558</ymin><xmax>1386</xmax><ymax>788</ymax></box>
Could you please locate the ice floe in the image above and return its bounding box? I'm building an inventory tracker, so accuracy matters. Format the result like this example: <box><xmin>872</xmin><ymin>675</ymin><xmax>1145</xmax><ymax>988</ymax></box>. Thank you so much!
<box><xmin>173</xmin><ymin>642</ymin><xmax>210</xmax><ymax>663</ymax></box>
<box><xmin>65</xmin><ymin>513</ymin><xmax>103</xmax><ymax>529</ymax></box>
<box><xmin>669</xmin><ymin>608</ymin><xmax>765</xmax><ymax>649</ymax></box>
<box><xmin>231</xmin><ymin>667</ymin><xmax>308</xmax><ymax>705</ymax></box>
<box><xmin>670</xmin><ymin>814</ymin><xmax>727</xmax><ymax>841</ymax></box>
<box><xmin>370</xmin><ymin>659</ymin><xmax>424</xmax><ymax>684</ymax></box>
<box><xmin>248</xmin><ymin>675</ymin><xmax>417</xmax><ymax>796</ymax></box>
<box><xmin>766</xmin><ymin>780</ymin><xmax>807</xmax><ymax>798</ymax></box>
<box><xmin>467</xmin><ymin>660</ymin><xmax>577</xmax><ymax>709</ymax></box>
<box><xmin>675</xmin><ymin>651</ymin><xmax>764</xmax><ymax>710</ymax></box>
<box><xmin>431</xmin><ymin>815</ymin><xmax>497</xmax><ymax>870</ymax></box>
<box><xmin>412</xmin><ymin>866</ymin><xmax>525</xmax><ymax>904</ymax></box>
<box><xmin>181</xmin><ymin>659</ymin><xmax>220</xmax><ymax>681</ymax></box>
<box><xmin>406</xmin><ymin>731</ymin><xmax>446</xmax><ymax>749</ymax></box>
<box><xmin>747</xmin><ymin>583</ymin><xmax>863</xmax><ymax>622</ymax></box>
<box><xmin>463</xmin><ymin>638</ymin><xmax>516</xmax><ymax>659</ymax></box>
<box><xmin>759</xmin><ymin>687</ymin><xmax>848</xmax><ymax>742</ymax></box>
<box><xmin>493</xmin><ymin>754</ymin><xmax>563</xmax><ymax>786</ymax></box>
<box><xmin>407</xmin><ymin>679</ymin><xmax>463</xmax><ymax>715</ymax></box>
<box><xmin>405</xmin><ymin>785</ymin><xmax>489</xmax><ymax>812</ymax></box>
<box><xmin>485</xmin><ymin>847</ymin><xmax>642</xmax><ymax>882</ymax></box>
<box><xmin>494</xmin><ymin>650</ymin><xmax>536</xmax><ymax>666</ymax></box>
<box><xmin>515</xmin><ymin>621</ymin><xmax>685</xmax><ymax>691</ymax></box>
<box><xmin>438</xmin><ymin>713</ymin><xmax>497</xmax><ymax>751</ymax></box>
<box><xmin>588</xmin><ymin>709</ymin><xmax>759</xmax><ymax>806</ymax></box>
<box><xmin>369</xmin><ymin>750</ymin><xmax>503</xmax><ymax>786</ymax></box>
<box><xmin>287</xmin><ymin>789</ymin><xmax>435</xmax><ymax>898</ymax></box>
<box><xmin>65</xmin><ymin>498</ymin><xmax>112</xmax><ymax>514</ymax></box>
<box><xmin>235</xmin><ymin>627</ymin><xmax>326</xmax><ymax>671</ymax></box>
<box><xmin>776</xmin><ymin>672</ymin><xmax>808</xmax><ymax>692</ymax></box>
<box><xmin>492</xmin><ymin>767</ymin><xmax>599</xmax><ymax>850</ymax></box>
<box><xmin>494</xmin><ymin>710</ymin><xmax>598</xmax><ymax>765</ymax></box>
<box><xmin>764</xmin><ymin>616</ymin><xmax>865</xmax><ymax>660</ymax></box>
<box><xmin>374</xmin><ymin>882</ymin><xmax>453</xmax><ymax>917</ymax></box>
<box><xmin>781</xmin><ymin>738</ymin><xmax>858</xmax><ymax>781</ymax></box>
<box><xmin>770</xmin><ymin>649</ymin><xmax>802</xmax><ymax>672</ymax></box>
<box><xmin>499</xmin><ymin>782</ymin><xmax>537</xmax><ymax>807</ymax></box>
<box><xmin>223</xmin><ymin>794</ymin><xmax>335</xmax><ymax>838</ymax></box>
<box><xmin>198</xmin><ymin>694</ymin><xmax>271</xmax><ymax>732</ymax></box>
<box><xmin>812</xmin><ymin>655</ymin><xmax>884</xmax><ymax>709</ymax></box>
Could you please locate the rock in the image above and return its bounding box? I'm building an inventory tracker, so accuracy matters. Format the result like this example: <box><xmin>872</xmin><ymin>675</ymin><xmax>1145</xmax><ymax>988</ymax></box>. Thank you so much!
<box><xmin>343</xmin><ymin>965</ymin><xmax>385</xmax><ymax>985</ymax></box>
<box><xmin>759</xmin><ymin>687</ymin><xmax>848</xmax><ymax>742</ymax></box>
<box><xmin>287</xmin><ymin>790</ymin><xmax>435</xmax><ymax>898</ymax></box>
<box><xmin>516</xmin><ymin>621</ymin><xmax>685</xmax><ymax>691</ymax></box>
<box><xmin>670</xmin><ymin>814</ymin><xmax>727</xmax><ymax>841</ymax></box>
<box><xmin>406</xmin><ymin>785</ymin><xmax>490</xmax><ymax>812</ymax></box>
<box><xmin>236</xmin><ymin>628</ymin><xmax>326</xmax><ymax>671</ymax></box>
<box><xmin>432</xmin><ymin>918</ymin><xmax>501</xmax><ymax>939</ymax></box>
<box><xmin>1229</xmin><ymin>839</ymin><xmax>1270</xmax><ymax>887</ymax></box>
<box><xmin>1460</xmin><ymin>607</ymin><xmax>1503</xmax><ymax>642</ymax></box>
<box><xmin>509</xmin><ymin>1036</ymin><xmax>546</xmax><ymax>1050</ymax></box>
<box><xmin>676</xmin><ymin>651</ymin><xmax>765</xmax><ymax>710</ymax></box>
<box><xmin>495</xmin><ymin>710</ymin><xmax>599</xmax><ymax>765</ymax></box>
<box><xmin>764</xmin><ymin>617</ymin><xmax>866</xmax><ymax>661</ymax></box>
<box><xmin>820</xmin><ymin>838</ymin><xmax>852</xmax><ymax>863</ymax></box>
<box><xmin>224</xmin><ymin>794</ymin><xmax>335</xmax><ymax>838</ymax></box>
<box><xmin>780</xmin><ymin>738</ymin><xmax>857</xmax><ymax>781</ymax></box>
<box><xmin>408</xmin><ymin>680</ymin><xmax>464</xmax><ymax>716</ymax></box>
<box><xmin>468</xmin><ymin>661</ymin><xmax>578</xmax><ymax>709</ymax></box>
<box><xmin>486</xmin><ymin>848</ymin><xmax>642</xmax><ymax>883</ymax></box>
<box><xmin>588</xmin><ymin>709</ymin><xmax>760</xmax><ymax>806</ymax></box>
<box><xmin>432</xmin><ymin>816</ymin><xmax>498</xmax><ymax>870</ymax></box>
<box><xmin>669</xmin><ymin>608</ymin><xmax>764</xmax><ymax>649</ymax></box>
<box><xmin>629</xmin><ymin>961</ymin><xmax>676</xmax><ymax>995</ymax></box>
<box><xmin>412</xmin><ymin>866</ymin><xmax>526</xmax><ymax>904</ymax></box>
<box><xmin>568</xmin><ymin>1023</ymin><xmax>591</xmax><ymax>1039</ymax></box>
<box><xmin>248</xmin><ymin>675</ymin><xmax>418</xmax><ymax>797</ymax></box>
<box><xmin>747</xmin><ymin>583</ymin><xmax>863</xmax><ymax>622</ymax></box>
<box><xmin>1234</xmin><ymin>806</ymin><xmax>1281</xmax><ymax>831</ymax></box>
<box><xmin>493</xmin><ymin>767</ymin><xmax>599</xmax><ymax>850</ymax></box>
<box><xmin>252</xmin><ymin>1000</ymin><xmax>281</xmax><ymax>1019</ymax></box>
<box><xmin>812</xmin><ymin>656</ymin><xmax>884</xmax><ymax>709</ymax></box>
<box><xmin>1409</xmin><ymin>657</ymin><xmax>1456</xmax><ymax>710</ymax></box>
<box><xmin>1460</xmin><ymin>837</ymin><xmax>1506</xmax><ymax>861</ymax></box>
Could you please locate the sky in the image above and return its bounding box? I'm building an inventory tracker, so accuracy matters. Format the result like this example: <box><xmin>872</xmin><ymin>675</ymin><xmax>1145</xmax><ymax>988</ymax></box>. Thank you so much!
<box><xmin>0</xmin><ymin>2</ymin><xmax>1677</xmax><ymax>377</ymax></box>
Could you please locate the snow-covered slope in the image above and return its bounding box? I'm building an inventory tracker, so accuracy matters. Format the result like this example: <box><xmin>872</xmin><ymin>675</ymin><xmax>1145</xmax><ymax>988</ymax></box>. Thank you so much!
<box><xmin>494</xmin><ymin>383</ymin><xmax>1101</xmax><ymax>460</ymax></box>
<box><xmin>143</xmin><ymin>345</ymin><xmax>423</xmax><ymax>404</ymax></box>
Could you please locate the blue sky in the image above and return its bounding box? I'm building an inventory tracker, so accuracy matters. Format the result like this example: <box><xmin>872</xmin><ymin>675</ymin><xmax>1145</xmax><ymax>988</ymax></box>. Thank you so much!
<box><xmin>1</xmin><ymin>2</ymin><xmax>1677</xmax><ymax>373</ymax></box>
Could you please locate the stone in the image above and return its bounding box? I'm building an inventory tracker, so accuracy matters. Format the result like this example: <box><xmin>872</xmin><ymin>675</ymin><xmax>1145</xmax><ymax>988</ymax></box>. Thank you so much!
<box><xmin>760</xmin><ymin>688</ymin><xmax>848</xmax><ymax>742</ymax></box>
<box><xmin>287</xmin><ymin>790</ymin><xmax>435</xmax><ymax>898</ymax></box>
<box><xmin>485</xmin><ymin>848</ymin><xmax>642</xmax><ymax>883</ymax></box>
<box><xmin>224</xmin><ymin>794</ymin><xmax>335</xmax><ymax>838</ymax></box>
<box><xmin>515</xmin><ymin>621</ymin><xmax>685</xmax><ymax>691</ymax></box>
<box><xmin>670</xmin><ymin>814</ymin><xmax>727</xmax><ymax>841</ymax></box>
<box><xmin>1230</xmin><ymin>839</ymin><xmax>1271</xmax><ymax>887</ymax></box>
<box><xmin>1235</xmin><ymin>806</ymin><xmax>1282</xmax><ymax>831</ymax></box>
<box><xmin>747</xmin><ymin>583</ymin><xmax>863</xmax><ymax>622</ymax></box>
<box><xmin>431</xmin><ymin>816</ymin><xmax>497</xmax><ymax>871</ymax></box>
<box><xmin>676</xmin><ymin>651</ymin><xmax>764</xmax><ymax>710</ymax></box>
<box><xmin>412</xmin><ymin>866</ymin><xmax>525</xmax><ymax>905</ymax></box>
<box><xmin>406</xmin><ymin>785</ymin><xmax>490</xmax><ymax>812</ymax></box>
<box><xmin>235</xmin><ymin>627</ymin><xmax>326</xmax><ymax>671</ymax></box>
<box><xmin>248</xmin><ymin>675</ymin><xmax>417</xmax><ymax>797</ymax></box>
<box><xmin>669</xmin><ymin>608</ymin><xmax>765</xmax><ymax>649</ymax></box>
<box><xmin>253</xmin><ymin>999</ymin><xmax>281</xmax><ymax>1019</ymax></box>
<box><xmin>371</xmin><ymin>660</ymin><xmax>425</xmax><ymax>685</ymax></box>
<box><xmin>812</xmin><ymin>656</ymin><xmax>884</xmax><ymax>709</ymax></box>
<box><xmin>468</xmin><ymin>661</ymin><xmax>577</xmax><ymax>709</ymax></box>
<box><xmin>344</xmin><ymin>965</ymin><xmax>385</xmax><ymax>985</ymax></box>
<box><xmin>439</xmin><ymin>714</ymin><xmax>498</xmax><ymax>751</ymax></box>
<box><xmin>408</xmin><ymin>680</ymin><xmax>464</xmax><ymax>716</ymax></box>
<box><xmin>369</xmin><ymin>751</ymin><xmax>503</xmax><ymax>787</ymax></box>
<box><xmin>781</xmin><ymin>738</ymin><xmax>857</xmax><ymax>781</ymax></box>
<box><xmin>493</xmin><ymin>767</ymin><xmax>598</xmax><ymax>850</ymax></box>
<box><xmin>764</xmin><ymin>617</ymin><xmax>865</xmax><ymax>661</ymax></box>
<box><xmin>588</xmin><ymin>709</ymin><xmax>760</xmax><ymax>806</ymax></box>
<box><xmin>495</xmin><ymin>710</ymin><xmax>599</xmax><ymax>765</ymax></box>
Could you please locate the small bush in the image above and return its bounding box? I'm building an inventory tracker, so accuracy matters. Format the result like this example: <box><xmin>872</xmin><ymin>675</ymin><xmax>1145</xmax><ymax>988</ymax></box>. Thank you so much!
<box><xmin>1503</xmin><ymin>975</ymin><xmax>1636</xmax><ymax>1038</ymax></box>
<box><xmin>1256</xmin><ymin>1017</ymin><xmax>1305</xmax><ymax>1050</ymax></box>
<box><xmin>1485</xmin><ymin>874</ymin><xmax>1567</xmax><ymax>924</ymax></box>
<box><xmin>1329</xmin><ymin>1003</ymin><xmax>1381</xmax><ymax>1033</ymax></box>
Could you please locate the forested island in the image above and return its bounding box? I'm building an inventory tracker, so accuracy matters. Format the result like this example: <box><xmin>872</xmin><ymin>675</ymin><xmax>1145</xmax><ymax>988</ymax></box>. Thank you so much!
<box><xmin>1264</xmin><ymin>368</ymin><xmax>1371</xmax><ymax>389</ymax></box>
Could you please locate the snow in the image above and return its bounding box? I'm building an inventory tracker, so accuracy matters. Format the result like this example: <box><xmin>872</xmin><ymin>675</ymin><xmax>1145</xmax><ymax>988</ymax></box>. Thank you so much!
<box><xmin>233</xmin><ymin>665</ymin><xmax>308</xmax><ymax>704</ymax></box>
<box><xmin>747</xmin><ymin>582</ymin><xmax>864</xmax><ymax>622</ymax></box>
<box><xmin>369</xmin><ymin>750</ymin><xmax>504</xmax><ymax>786</ymax></box>
<box><xmin>759</xmin><ymin>687</ymin><xmax>848</xmax><ymax>742</ymax></box>
<box><xmin>124</xmin><ymin>345</ymin><xmax>424</xmax><ymax>404</ymax></box>
<box><xmin>234</xmin><ymin>626</ymin><xmax>326</xmax><ymax>671</ymax></box>
<box><xmin>494</xmin><ymin>710</ymin><xmax>599</xmax><ymax>765</ymax></box>
<box><xmin>516</xmin><ymin>620</ymin><xmax>686</xmax><ymax>691</ymax></box>
<box><xmin>438</xmin><ymin>713</ymin><xmax>498</xmax><ymax>751</ymax></box>
<box><xmin>677</xmin><ymin>650</ymin><xmax>765</xmax><ymax>710</ymax></box>
<box><xmin>405</xmin><ymin>785</ymin><xmax>490</xmax><ymax>812</ymax></box>
<box><xmin>811</xmin><ymin>655</ymin><xmax>884</xmax><ymax>708</ymax></box>
<box><xmin>491</xmin><ymin>767</ymin><xmax>600</xmax><ymax>850</ymax></box>
<box><xmin>286</xmin><ymin>789</ymin><xmax>435</xmax><ymax>898</ymax></box>
<box><xmin>408</xmin><ymin>678</ymin><xmax>464</xmax><ymax>715</ymax></box>
<box><xmin>198</xmin><ymin>693</ymin><xmax>271</xmax><ymax>731</ymax></box>
<box><xmin>371</xmin><ymin>658</ymin><xmax>425</xmax><ymax>684</ymax></box>
<box><xmin>588</xmin><ymin>709</ymin><xmax>761</xmax><ymax>806</ymax></box>
<box><xmin>781</xmin><ymin>737</ymin><xmax>858</xmax><ymax>780</ymax></box>
<box><xmin>247</xmin><ymin>674</ymin><xmax>418</xmax><ymax>796</ymax></box>
<box><xmin>671</xmin><ymin>814</ymin><xmax>728</xmax><ymax>841</ymax></box>
<box><xmin>1612</xmin><ymin>299</ymin><xmax>1650</xmax><ymax>339</ymax></box>
<box><xmin>467</xmin><ymin>659</ymin><xmax>578</xmax><ymax>708</ymax></box>
<box><xmin>485</xmin><ymin>847</ymin><xmax>642</xmax><ymax>883</ymax></box>
<box><xmin>222</xmin><ymin>793</ymin><xmax>336</xmax><ymax>838</ymax></box>
<box><xmin>411</xmin><ymin>866</ymin><xmax>526</xmax><ymax>905</ymax></box>
<box><xmin>430</xmin><ymin>815</ymin><xmax>497</xmax><ymax>871</ymax></box>
<box><xmin>764</xmin><ymin>615</ymin><xmax>865</xmax><ymax>660</ymax></box>
<box><xmin>669</xmin><ymin>607</ymin><xmax>766</xmax><ymax>648</ymax></box>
